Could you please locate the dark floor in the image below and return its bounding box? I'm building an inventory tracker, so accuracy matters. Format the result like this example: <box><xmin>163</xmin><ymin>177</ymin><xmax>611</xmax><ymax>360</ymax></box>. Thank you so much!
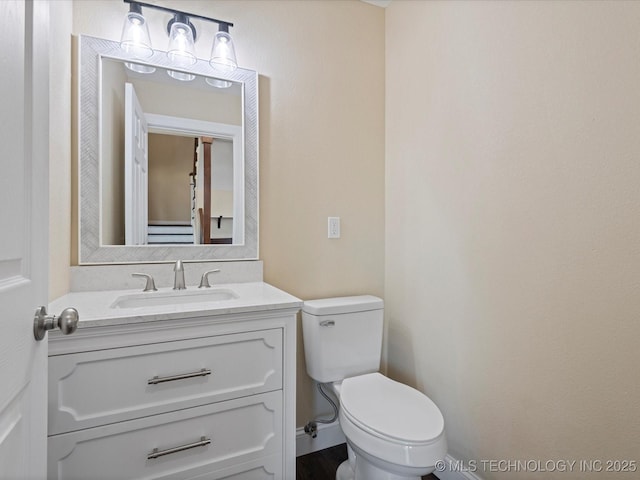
<box><xmin>296</xmin><ymin>444</ymin><xmax>439</xmax><ymax>480</ymax></box>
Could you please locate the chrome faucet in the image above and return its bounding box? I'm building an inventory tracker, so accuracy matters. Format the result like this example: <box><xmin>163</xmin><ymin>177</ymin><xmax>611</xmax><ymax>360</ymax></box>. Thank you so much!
<box><xmin>173</xmin><ymin>260</ymin><xmax>186</xmax><ymax>290</ymax></box>
<box><xmin>131</xmin><ymin>273</ymin><xmax>157</xmax><ymax>292</ymax></box>
<box><xmin>198</xmin><ymin>269</ymin><xmax>221</xmax><ymax>288</ymax></box>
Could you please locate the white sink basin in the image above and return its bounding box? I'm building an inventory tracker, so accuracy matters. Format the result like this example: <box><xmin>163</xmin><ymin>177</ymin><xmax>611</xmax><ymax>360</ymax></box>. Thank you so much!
<box><xmin>110</xmin><ymin>288</ymin><xmax>238</xmax><ymax>309</ymax></box>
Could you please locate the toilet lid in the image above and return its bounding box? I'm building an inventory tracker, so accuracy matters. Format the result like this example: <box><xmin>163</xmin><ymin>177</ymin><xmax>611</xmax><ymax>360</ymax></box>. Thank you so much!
<box><xmin>340</xmin><ymin>373</ymin><xmax>444</xmax><ymax>444</ymax></box>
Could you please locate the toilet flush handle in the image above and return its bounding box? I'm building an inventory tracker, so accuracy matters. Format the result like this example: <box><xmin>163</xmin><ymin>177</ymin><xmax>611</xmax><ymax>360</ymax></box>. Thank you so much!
<box><xmin>319</xmin><ymin>320</ymin><xmax>335</xmax><ymax>327</ymax></box>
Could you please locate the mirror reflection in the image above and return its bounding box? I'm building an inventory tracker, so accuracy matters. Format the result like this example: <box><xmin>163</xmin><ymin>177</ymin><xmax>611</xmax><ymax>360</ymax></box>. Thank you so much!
<box><xmin>147</xmin><ymin>133</ymin><xmax>234</xmax><ymax>245</ymax></box>
<box><xmin>100</xmin><ymin>57</ymin><xmax>243</xmax><ymax>246</ymax></box>
<box><xmin>78</xmin><ymin>35</ymin><xmax>258</xmax><ymax>263</ymax></box>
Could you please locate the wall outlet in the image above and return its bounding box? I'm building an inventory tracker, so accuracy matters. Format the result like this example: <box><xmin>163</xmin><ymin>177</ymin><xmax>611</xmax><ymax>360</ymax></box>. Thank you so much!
<box><xmin>328</xmin><ymin>217</ymin><xmax>341</xmax><ymax>239</ymax></box>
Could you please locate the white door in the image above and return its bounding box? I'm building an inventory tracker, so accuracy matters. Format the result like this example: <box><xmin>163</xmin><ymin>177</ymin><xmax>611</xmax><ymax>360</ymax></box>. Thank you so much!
<box><xmin>124</xmin><ymin>82</ymin><xmax>149</xmax><ymax>245</ymax></box>
<box><xmin>0</xmin><ymin>1</ymin><xmax>50</xmax><ymax>478</ymax></box>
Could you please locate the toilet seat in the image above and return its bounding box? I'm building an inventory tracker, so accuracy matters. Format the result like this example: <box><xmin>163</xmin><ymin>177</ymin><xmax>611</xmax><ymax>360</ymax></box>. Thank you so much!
<box><xmin>341</xmin><ymin>373</ymin><xmax>444</xmax><ymax>444</ymax></box>
<box><xmin>339</xmin><ymin>373</ymin><xmax>446</xmax><ymax>469</ymax></box>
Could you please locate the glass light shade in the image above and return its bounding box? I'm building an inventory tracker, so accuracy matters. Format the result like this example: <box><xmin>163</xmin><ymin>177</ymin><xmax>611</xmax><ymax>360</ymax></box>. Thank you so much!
<box><xmin>124</xmin><ymin>62</ymin><xmax>156</xmax><ymax>74</ymax></box>
<box><xmin>209</xmin><ymin>31</ymin><xmax>237</xmax><ymax>72</ymax></box>
<box><xmin>167</xmin><ymin>70</ymin><xmax>196</xmax><ymax>82</ymax></box>
<box><xmin>167</xmin><ymin>21</ymin><xmax>197</xmax><ymax>68</ymax></box>
<box><xmin>120</xmin><ymin>12</ymin><xmax>153</xmax><ymax>59</ymax></box>
<box><xmin>205</xmin><ymin>77</ymin><xmax>232</xmax><ymax>88</ymax></box>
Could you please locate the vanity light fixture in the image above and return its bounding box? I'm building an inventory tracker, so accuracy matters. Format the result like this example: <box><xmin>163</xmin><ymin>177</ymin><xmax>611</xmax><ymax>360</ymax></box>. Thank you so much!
<box><xmin>120</xmin><ymin>2</ymin><xmax>153</xmax><ymax>59</ymax></box>
<box><xmin>205</xmin><ymin>78</ymin><xmax>233</xmax><ymax>89</ymax></box>
<box><xmin>166</xmin><ymin>13</ymin><xmax>197</xmax><ymax>81</ymax></box>
<box><xmin>121</xmin><ymin>0</ymin><xmax>238</xmax><ymax>80</ymax></box>
<box><xmin>209</xmin><ymin>24</ymin><xmax>238</xmax><ymax>72</ymax></box>
<box><xmin>119</xmin><ymin>1</ymin><xmax>155</xmax><ymax>74</ymax></box>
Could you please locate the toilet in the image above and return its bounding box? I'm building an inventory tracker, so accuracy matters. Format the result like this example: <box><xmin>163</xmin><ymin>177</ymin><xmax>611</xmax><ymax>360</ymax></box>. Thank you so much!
<box><xmin>302</xmin><ymin>295</ymin><xmax>447</xmax><ymax>480</ymax></box>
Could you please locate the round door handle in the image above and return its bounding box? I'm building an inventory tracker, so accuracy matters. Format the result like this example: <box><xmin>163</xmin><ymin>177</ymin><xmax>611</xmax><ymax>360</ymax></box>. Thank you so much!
<box><xmin>58</xmin><ymin>307</ymin><xmax>79</xmax><ymax>335</ymax></box>
<box><xmin>33</xmin><ymin>306</ymin><xmax>79</xmax><ymax>341</ymax></box>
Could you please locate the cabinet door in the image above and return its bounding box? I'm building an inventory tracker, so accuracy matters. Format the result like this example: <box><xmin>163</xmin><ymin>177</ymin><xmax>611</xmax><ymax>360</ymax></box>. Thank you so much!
<box><xmin>49</xmin><ymin>329</ymin><xmax>282</xmax><ymax>434</ymax></box>
<box><xmin>48</xmin><ymin>391</ymin><xmax>282</xmax><ymax>480</ymax></box>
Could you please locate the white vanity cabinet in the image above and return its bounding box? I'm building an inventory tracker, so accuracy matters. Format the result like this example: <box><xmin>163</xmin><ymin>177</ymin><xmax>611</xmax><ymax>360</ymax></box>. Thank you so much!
<box><xmin>47</xmin><ymin>284</ymin><xmax>300</xmax><ymax>480</ymax></box>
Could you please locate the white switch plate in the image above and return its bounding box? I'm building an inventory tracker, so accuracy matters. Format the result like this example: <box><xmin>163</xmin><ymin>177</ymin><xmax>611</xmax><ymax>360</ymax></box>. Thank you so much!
<box><xmin>328</xmin><ymin>217</ymin><xmax>341</xmax><ymax>238</ymax></box>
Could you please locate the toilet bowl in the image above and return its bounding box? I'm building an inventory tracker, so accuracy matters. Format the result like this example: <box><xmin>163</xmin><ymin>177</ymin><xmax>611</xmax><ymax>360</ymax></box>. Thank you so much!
<box><xmin>334</xmin><ymin>373</ymin><xmax>446</xmax><ymax>480</ymax></box>
<box><xmin>301</xmin><ymin>296</ymin><xmax>447</xmax><ymax>480</ymax></box>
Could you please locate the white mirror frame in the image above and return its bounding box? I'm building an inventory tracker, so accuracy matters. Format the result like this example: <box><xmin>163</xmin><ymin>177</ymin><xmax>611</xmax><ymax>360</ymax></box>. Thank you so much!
<box><xmin>78</xmin><ymin>35</ymin><xmax>258</xmax><ymax>264</ymax></box>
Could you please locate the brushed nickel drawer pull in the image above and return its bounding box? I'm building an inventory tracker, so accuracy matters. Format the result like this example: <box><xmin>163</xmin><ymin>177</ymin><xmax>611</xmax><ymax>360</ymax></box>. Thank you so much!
<box><xmin>147</xmin><ymin>436</ymin><xmax>211</xmax><ymax>460</ymax></box>
<box><xmin>148</xmin><ymin>368</ymin><xmax>211</xmax><ymax>385</ymax></box>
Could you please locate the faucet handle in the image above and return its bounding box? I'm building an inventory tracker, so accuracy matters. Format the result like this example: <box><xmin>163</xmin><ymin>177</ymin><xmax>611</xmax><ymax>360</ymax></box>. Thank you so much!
<box><xmin>132</xmin><ymin>273</ymin><xmax>157</xmax><ymax>292</ymax></box>
<box><xmin>198</xmin><ymin>269</ymin><xmax>221</xmax><ymax>288</ymax></box>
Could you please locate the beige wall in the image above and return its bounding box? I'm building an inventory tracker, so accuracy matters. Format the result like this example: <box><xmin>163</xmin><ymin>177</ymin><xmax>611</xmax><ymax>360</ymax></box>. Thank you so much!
<box><xmin>148</xmin><ymin>133</ymin><xmax>194</xmax><ymax>224</ymax></box>
<box><xmin>53</xmin><ymin>0</ymin><xmax>385</xmax><ymax>426</ymax></box>
<box><xmin>133</xmin><ymin>77</ymin><xmax>242</xmax><ymax>126</ymax></box>
<box><xmin>247</xmin><ymin>0</ymin><xmax>385</xmax><ymax>425</ymax></box>
<box><xmin>385</xmin><ymin>1</ymin><xmax>640</xmax><ymax>478</ymax></box>
<box><xmin>101</xmin><ymin>59</ymin><xmax>127</xmax><ymax>244</ymax></box>
<box><xmin>49</xmin><ymin>0</ymin><xmax>73</xmax><ymax>300</ymax></box>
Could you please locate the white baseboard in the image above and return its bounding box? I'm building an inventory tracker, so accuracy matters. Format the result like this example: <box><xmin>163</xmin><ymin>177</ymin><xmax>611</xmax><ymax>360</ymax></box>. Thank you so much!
<box><xmin>434</xmin><ymin>454</ymin><xmax>483</xmax><ymax>480</ymax></box>
<box><xmin>296</xmin><ymin>421</ymin><xmax>346</xmax><ymax>457</ymax></box>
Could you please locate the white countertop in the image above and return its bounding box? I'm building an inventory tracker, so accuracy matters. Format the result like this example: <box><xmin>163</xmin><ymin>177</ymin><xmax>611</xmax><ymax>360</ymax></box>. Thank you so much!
<box><xmin>49</xmin><ymin>282</ymin><xmax>302</xmax><ymax>329</ymax></box>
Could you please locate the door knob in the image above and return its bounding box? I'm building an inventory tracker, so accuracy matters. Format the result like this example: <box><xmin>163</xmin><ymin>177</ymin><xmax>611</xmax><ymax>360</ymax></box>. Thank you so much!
<box><xmin>33</xmin><ymin>306</ymin><xmax>79</xmax><ymax>341</ymax></box>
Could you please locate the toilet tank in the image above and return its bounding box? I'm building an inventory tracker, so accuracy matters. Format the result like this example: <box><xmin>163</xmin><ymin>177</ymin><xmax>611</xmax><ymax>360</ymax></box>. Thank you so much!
<box><xmin>302</xmin><ymin>295</ymin><xmax>384</xmax><ymax>384</ymax></box>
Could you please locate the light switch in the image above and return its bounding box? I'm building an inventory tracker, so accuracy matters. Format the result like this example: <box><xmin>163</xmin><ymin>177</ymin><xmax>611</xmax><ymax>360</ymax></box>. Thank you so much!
<box><xmin>328</xmin><ymin>217</ymin><xmax>341</xmax><ymax>239</ymax></box>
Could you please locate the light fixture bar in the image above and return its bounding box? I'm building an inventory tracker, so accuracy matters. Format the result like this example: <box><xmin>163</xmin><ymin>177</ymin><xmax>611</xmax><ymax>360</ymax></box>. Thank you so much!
<box><xmin>123</xmin><ymin>0</ymin><xmax>233</xmax><ymax>30</ymax></box>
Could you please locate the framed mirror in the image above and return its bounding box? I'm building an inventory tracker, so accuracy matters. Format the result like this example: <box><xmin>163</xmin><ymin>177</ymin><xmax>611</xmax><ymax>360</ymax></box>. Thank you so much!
<box><xmin>78</xmin><ymin>35</ymin><xmax>258</xmax><ymax>263</ymax></box>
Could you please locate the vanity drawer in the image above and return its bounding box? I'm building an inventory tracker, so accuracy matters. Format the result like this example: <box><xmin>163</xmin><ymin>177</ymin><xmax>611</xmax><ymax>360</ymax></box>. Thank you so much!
<box><xmin>185</xmin><ymin>455</ymin><xmax>283</xmax><ymax>480</ymax></box>
<box><xmin>48</xmin><ymin>328</ymin><xmax>282</xmax><ymax>435</ymax></box>
<box><xmin>48</xmin><ymin>391</ymin><xmax>282</xmax><ymax>480</ymax></box>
